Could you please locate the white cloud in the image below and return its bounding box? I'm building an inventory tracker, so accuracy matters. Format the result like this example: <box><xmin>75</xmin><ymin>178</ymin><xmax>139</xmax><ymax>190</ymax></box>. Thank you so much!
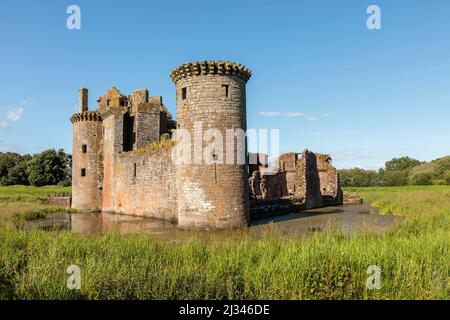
<box><xmin>260</xmin><ymin>111</ymin><xmax>282</xmax><ymax>117</ymax></box>
<box><xmin>0</xmin><ymin>102</ymin><xmax>26</xmax><ymax>129</ymax></box>
<box><xmin>285</xmin><ymin>112</ymin><xmax>305</xmax><ymax>118</ymax></box>
<box><xmin>6</xmin><ymin>107</ymin><xmax>24</xmax><ymax>122</ymax></box>
<box><xmin>259</xmin><ymin>111</ymin><xmax>330</xmax><ymax>122</ymax></box>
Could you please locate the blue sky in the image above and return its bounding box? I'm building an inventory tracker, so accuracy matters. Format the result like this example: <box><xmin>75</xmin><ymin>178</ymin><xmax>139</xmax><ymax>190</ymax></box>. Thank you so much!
<box><xmin>1</xmin><ymin>0</ymin><xmax>449</xmax><ymax>169</ymax></box>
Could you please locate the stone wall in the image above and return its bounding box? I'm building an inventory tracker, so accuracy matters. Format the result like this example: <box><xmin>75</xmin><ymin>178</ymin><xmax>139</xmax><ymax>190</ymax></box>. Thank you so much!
<box><xmin>316</xmin><ymin>154</ymin><xmax>343</xmax><ymax>206</ymax></box>
<box><xmin>109</xmin><ymin>146</ymin><xmax>177</xmax><ymax>221</ymax></box>
<box><xmin>249</xmin><ymin>169</ymin><xmax>288</xmax><ymax>200</ymax></box>
<box><xmin>131</xmin><ymin>88</ymin><xmax>148</xmax><ymax>107</ymax></box>
<box><xmin>294</xmin><ymin>150</ymin><xmax>324</xmax><ymax>209</ymax></box>
<box><xmin>278</xmin><ymin>152</ymin><xmax>298</xmax><ymax>195</ymax></box>
<box><xmin>248</xmin><ymin>151</ymin><xmax>343</xmax><ymax>208</ymax></box>
<box><xmin>343</xmin><ymin>192</ymin><xmax>363</xmax><ymax>205</ymax></box>
<box><xmin>101</xmin><ymin>115</ymin><xmax>117</xmax><ymax>212</ymax></box>
<box><xmin>260</xmin><ymin>170</ymin><xmax>288</xmax><ymax>199</ymax></box>
<box><xmin>248</xmin><ymin>170</ymin><xmax>262</xmax><ymax>197</ymax></box>
<box><xmin>42</xmin><ymin>197</ymin><xmax>72</xmax><ymax>207</ymax></box>
<box><xmin>135</xmin><ymin>111</ymin><xmax>160</xmax><ymax>149</ymax></box>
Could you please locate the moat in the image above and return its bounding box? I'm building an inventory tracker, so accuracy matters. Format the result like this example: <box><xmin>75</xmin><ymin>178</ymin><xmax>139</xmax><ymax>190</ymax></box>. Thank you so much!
<box><xmin>25</xmin><ymin>204</ymin><xmax>402</xmax><ymax>241</ymax></box>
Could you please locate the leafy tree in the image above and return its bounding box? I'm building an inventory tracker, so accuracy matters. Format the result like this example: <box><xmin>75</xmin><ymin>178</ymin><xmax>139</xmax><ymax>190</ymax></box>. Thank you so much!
<box><xmin>6</xmin><ymin>155</ymin><xmax>31</xmax><ymax>185</ymax></box>
<box><xmin>0</xmin><ymin>152</ymin><xmax>22</xmax><ymax>177</ymax></box>
<box><xmin>339</xmin><ymin>168</ymin><xmax>380</xmax><ymax>187</ymax></box>
<box><xmin>442</xmin><ymin>170</ymin><xmax>450</xmax><ymax>185</ymax></box>
<box><xmin>409</xmin><ymin>171</ymin><xmax>433</xmax><ymax>186</ymax></box>
<box><xmin>379</xmin><ymin>170</ymin><xmax>409</xmax><ymax>186</ymax></box>
<box><xmin>433</xmin><ymin>157</ymin><xmax>450</xmax><ymax>176</ymax></box>
<box><xmin>385</xmin><ymin>156</ymin><xmax>421</xmax><ymax>172</ymax></box>
<box><xmin>0</xmin><ymin>152</ymin><xmax>30</xmax><ymax>185</ymax></box>
<box><xmin>27</xmin><ymin>149</ymin><xmax>71</xmax><ymax>187</ymax></box>
<box><xmin>431</xmin><ymin>177</ymin><xmax>446</xmax><ymax>185</ymax></box>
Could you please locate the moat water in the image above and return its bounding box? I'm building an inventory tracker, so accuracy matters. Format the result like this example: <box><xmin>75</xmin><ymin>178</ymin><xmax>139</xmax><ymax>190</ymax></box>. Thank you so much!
<box><xmin>25</xmin><ymin>204</ymin><xmax>402</xmax><ymax>240</ymax></box>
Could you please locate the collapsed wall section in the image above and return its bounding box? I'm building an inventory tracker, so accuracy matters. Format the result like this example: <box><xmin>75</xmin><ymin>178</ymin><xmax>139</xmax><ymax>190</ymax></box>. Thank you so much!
<box><xmin>294</xmin><ymin>150</ymin><xmax>324</xmax><ymax>209</ymax></box>
<box><xmin>278</xmin><ymin>153</ymin><xmax>298</xmax><ymax>194</ymax></box>
<box><xmin>249</xmin><ymin>170</ymin><xmax>288</xmax><ymax>200</ymax></box>
<box><xmin>316</xmin><ymin>154</ymin><xmax>343</xmax><ymax>206</ymax></box>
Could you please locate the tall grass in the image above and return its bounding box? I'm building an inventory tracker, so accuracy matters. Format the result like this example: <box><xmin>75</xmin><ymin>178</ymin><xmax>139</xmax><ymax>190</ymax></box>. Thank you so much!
<box><xmin>0</xmin><ymin>186</ymin><xmax>448</xmax><ymax>300</ymax></box>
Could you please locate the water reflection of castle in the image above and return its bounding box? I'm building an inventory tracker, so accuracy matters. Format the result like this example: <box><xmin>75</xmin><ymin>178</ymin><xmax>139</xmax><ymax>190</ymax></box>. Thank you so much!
<box><xmin>70</xmin><ymin>212</ymin><xmax>177</xmax><ymax>235</ymax></box>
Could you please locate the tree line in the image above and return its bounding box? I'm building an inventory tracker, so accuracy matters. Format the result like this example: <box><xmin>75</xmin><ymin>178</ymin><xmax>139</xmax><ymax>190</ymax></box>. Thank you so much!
<box><xmin>339</xmin><ymin>156</ymin><xmax>450</xmax><ymax>187</ymax></box>
<box><xmin>0</xmin><ymin>149</ymin><xmax>71</xmax><ymax>187</ymax></box>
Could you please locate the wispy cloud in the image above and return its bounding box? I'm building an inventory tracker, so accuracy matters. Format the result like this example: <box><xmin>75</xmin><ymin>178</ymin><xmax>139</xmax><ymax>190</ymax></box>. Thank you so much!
<box><xmin>260</xmin><ymin>111</ymin><xmax>282</xmax><ymax>117</ymax></box>
<box><xmin>260</xmin><ymin>111</ymin><xmax>331</xmax><ymax>122</ymax></box>
<box><xmin>285</xmin><ymin>112</ymin><xmax>305</xmax><ymax>118</ymax></box>
<box><xmin>0</xmin><ymin>140</ymin><xmax>21</xmax><ymax>153</ymax></box>
<box><xmin>0</xmin><ymin>101</ymin><xmax>26</xmax><ymax>129</ymax></box>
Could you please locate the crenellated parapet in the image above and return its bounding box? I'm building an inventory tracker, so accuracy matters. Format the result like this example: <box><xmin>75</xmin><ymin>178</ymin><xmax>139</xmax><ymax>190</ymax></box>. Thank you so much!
<box><xmin>70</xmin><ymin>111</ymin><xmax>102</xmax><ymax>123</ymax></box>
<box><xmin>170</xmin><ymin>60</ymin><xmax>252</xmax><ymax>84</ymax></box>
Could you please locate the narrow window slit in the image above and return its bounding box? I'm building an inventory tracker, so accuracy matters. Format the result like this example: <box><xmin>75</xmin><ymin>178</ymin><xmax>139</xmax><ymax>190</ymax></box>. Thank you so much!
<box><xmin>222</xmin><ymin>84</ymin><xmax>229</xmax><ymax>97</ymax></box>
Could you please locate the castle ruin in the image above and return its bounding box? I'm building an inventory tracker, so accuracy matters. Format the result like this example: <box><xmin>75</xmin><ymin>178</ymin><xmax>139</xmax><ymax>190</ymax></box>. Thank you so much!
<box><xmin>70</xmin><ymin>60</ymin><xmax>342</xmax><ymax>229</ymax></box>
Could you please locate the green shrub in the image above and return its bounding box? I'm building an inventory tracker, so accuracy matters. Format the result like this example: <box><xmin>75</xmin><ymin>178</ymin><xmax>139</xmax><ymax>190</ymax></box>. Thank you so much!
<box><xmin>409</xmin><ymin>171</ymin><xmax>433</xmax><ymax>185</ymax></box>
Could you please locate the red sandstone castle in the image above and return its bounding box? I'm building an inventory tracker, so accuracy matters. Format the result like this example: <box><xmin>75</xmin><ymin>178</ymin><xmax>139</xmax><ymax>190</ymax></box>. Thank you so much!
<box><xmin>70</xmin><ymin>60</ymin><xmax>342</xmax><ymax>229</ymax></box>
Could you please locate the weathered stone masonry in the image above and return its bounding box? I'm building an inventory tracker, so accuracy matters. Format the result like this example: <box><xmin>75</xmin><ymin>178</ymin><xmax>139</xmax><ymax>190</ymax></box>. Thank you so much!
<box><xmin>112</xmin><ymin>147</ymin><xmax>177</xmax><ymax>221</ymax></box>
<box><xmin>70</xmin><ymin>90</ymin><xmax>103</xmax><ymax>212</ymax></box>
<box><xmin>171</xmin><ymin>61</ymin><xmax>252</xmax><ymax>229</ymax></box>
<box><xmin>247</xmin><ymin>149</ymin><xmax>343</xmax><ymax>209</ymax></box>
<box><xmin>71</xmin><ymin>60</ymin><xmax>343</xmax><ymax>229</ymax></box>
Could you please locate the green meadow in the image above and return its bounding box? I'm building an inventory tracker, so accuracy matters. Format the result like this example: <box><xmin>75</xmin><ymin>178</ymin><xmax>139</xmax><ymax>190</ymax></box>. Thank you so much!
<box><xmin>0</xmin><ymin>185</ymin><xmax>448</xmax><ymax>300</ymax></box>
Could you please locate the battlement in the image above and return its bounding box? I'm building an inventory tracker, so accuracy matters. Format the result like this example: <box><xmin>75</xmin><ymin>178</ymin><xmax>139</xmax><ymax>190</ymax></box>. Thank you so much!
<box><xmin>170</xmin><ymin>60</ymin><xmax>252</xmax><ymax>84</ymax></box>
<box><xmin>70</xmin><ymin>111</ymin><xmax>102</xmax><ymax>123</ymax></box>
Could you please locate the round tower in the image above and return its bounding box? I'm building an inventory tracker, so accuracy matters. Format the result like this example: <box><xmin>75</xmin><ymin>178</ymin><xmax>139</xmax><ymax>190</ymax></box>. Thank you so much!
<box><xmin>170</xmin><ymin>61</ymin><xmax>252</xmax><ymax>229</ymax></box>
<box><xmin>70</xmin><ymin>88</ymin><xmax>103</xmax><ymax>211</ymax></box>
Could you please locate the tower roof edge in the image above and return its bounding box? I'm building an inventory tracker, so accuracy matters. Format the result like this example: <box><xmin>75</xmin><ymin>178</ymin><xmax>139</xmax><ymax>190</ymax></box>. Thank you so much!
<box><xmin>170</xmin><ymin>60</ymin><xmax>252</xmax><ymax>84</ymax></box>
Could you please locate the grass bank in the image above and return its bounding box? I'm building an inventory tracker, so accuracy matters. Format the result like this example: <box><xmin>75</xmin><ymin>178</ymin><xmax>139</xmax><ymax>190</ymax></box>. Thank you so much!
<box><xmin>0</xmin><ymin>185</ymin><xmax>73</xmax><ymax>231</ymax></box>
<box><xmin>0</xmin><ymin>185</ymin><xmax>71</xmax><ymax>203</ymax></box>
<box><xmin>0</xmin><ymin>186</ymin><xmax>448</xmax><ymax>300</ymax></box>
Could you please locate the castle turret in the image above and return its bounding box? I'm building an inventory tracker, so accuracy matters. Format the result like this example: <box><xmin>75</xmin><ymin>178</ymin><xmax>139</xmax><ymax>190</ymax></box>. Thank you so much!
<box><xmin>70</xmin><ymin>88</ymin><xmax>103</xmax><ymax>211</ymax></box>
<box><xmin>170</xmin><ymin>61</ymin><xmax>252</xmax><ymax>229</ymax></box>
